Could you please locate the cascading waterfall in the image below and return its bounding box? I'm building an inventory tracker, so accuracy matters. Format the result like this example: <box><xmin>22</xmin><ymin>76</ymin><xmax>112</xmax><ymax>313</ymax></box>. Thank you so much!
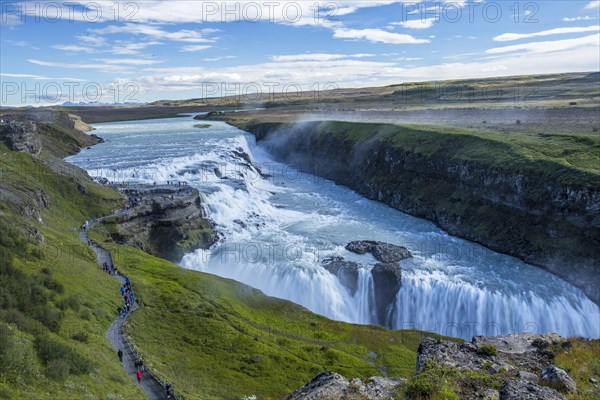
<box><xmin>66</xmin><ymin>116</ymin><xmax>600</xmax><ymax>340</ymax></box>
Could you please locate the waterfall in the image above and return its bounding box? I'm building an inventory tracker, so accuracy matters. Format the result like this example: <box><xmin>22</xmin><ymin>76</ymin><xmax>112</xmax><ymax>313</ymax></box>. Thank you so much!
<box><xmin>66</xmin><ymin>117</ymin><xmax>600</xmax><ymax>341</ymax></box>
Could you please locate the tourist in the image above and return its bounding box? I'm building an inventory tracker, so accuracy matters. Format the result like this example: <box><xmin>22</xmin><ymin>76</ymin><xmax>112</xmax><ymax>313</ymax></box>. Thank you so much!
<box><xmin>117</xmin><ymin>349</ymin><xmax>123</xmax><ymax>362</ymax></box>
<box><xmin>136</xmin><ymin>369</ymin><xmax>142</xmax><ymax>384</ymax></box>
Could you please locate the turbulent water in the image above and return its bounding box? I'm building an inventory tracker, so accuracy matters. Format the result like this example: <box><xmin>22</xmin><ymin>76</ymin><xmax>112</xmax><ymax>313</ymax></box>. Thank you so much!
<box><xmin>67</xmin><ymin>115</ymin><xmax>600</xmax><ymax>340</ymax></box>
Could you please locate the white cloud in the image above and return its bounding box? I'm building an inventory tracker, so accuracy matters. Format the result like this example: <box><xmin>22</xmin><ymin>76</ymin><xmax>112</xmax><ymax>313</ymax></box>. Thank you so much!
<box><xmin>204</xmin><ymin>56</ymin><xmax>237</xmax><ymax>62</ymax></box>
<box><xmin>28</xmin><ymin>57</ymin><xmax>163</xmax><ymax>74</ymax></box>
<box><xmin>51</xmin><ymin>44</ymin><xmax>97</xmax><ymax>53</ymax></box>
<box><xmin>333</xmin><ymin>28</ymin><xmax>430</xmax><ymax>44</ymax></box>
<box><xmin>111</xmin><ymin>41</ymin><xmax>162</xmax><ymax>55</ymax></box>
<box><xmin>98</xmin><ymin>58</ymin><xmax>163</xmax><ymax>65</ymax></box>
<box><xmin>494</xmin><ymin>25</ymin><xmax>600</xmax><ymax>41</ymax></box>
<box><xmin>76</xmin><ymin>35</ymin><xmax>107</xmax><ymax>47</ymax></box>
<box><xmin>390</xmin><ymin>17</ymin><xmax>437</xmax><ymax>30</ymax></box>
<box><xmin>0</xmin><ymin>73</ymin><xmax>87</xmax><ymax>81</ymax></box>
<box><xmin>181</xmin><ymin>45</ymin><xmax>213</xmax><ymax>52</ymax></box>
<box><xmin>562</xmin><ymin>16</ymin><xmax>595</xmax><ymax>22</ymax></box>
<box><xmin>90</xmin><ymin>24</ymin><xmax>215</xmax><ymax>43</ymax></box>
<box><xmin>487</xmin><ymin>34</ymin><xmax>600</xmax><ymax>55</ymax></box>
<box><xmin>584</xmin><ymin>1</ymin><xmax>600</xmax><ymax>10</ymax></box>
<box><xmin>271</xmin><ymin>53</ymin><xmax>375</xmax><ymax>62</ymax></box>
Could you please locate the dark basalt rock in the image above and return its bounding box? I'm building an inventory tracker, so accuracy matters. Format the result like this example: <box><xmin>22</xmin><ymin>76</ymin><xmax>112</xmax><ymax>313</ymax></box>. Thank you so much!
<box><xmin>345</xmin><ymin>240</ymin><xmax>378</xmax><ymax>254</ymax></box>
<box><xmin>322</xmin><ymin>256</ymin><xmax>361</xmax><ymax>295</ymax></box>
<box><xmin>371</xmin><ymin>263</ymin><xmax>402</xmax><ymax>325</ymax></box>
<box><xmin>371</xmin><ymin>243</ymin><xmax>412</xmax><ymax>263</ymax></box>
<box><xmin>346</xmin><ymin>240</ymin><xmax>412</xmax><ymax>263</ymax></box>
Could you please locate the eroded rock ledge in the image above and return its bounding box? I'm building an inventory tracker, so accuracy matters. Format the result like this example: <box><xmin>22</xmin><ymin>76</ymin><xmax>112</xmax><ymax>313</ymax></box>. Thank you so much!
<box><xmin>288</xmin><ymin>333</ymin><xmax>595</xmax><ymax>400</ymax></box>
<box><xmin>104</xmin><ymin>184</ymin><xmax>218</xmax><ymax>262</ymax></box>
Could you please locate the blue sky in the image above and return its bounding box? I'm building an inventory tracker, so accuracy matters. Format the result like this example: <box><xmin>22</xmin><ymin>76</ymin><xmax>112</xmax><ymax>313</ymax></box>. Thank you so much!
<box><xmin>1</xmin><ymin>0</ymin><xmax>599</xmax><ymax>105</ymax></box>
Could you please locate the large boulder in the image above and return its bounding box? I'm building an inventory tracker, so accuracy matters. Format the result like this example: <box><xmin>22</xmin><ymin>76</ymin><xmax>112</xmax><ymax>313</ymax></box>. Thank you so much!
<box><xmin>345</xmin><ymin>240</ymin><xmax>412</xmax><ymax>263</ymax></box>
<box><xmin>285</xmin><ymin>371</ymin><xmax>404</xmax><ymax>400</ymax></box>
<box><xmin>345</xmin><ymin>240</ymin><xmax>378</xmax><ymax>254</ymax></box>
<box><xmin>371</xmin><ymin>243</ymin><xmax>412</xmax><ymax>263</ymax></box>
<box><xmin>284</xmin><ymin>371</ymin><xmax>350</xmax><ymax>400</ymax></box>
<box><xmin>499</xmin><ymin>380</ymin><xmax>565</xmax><ymax>400</ymax></box>
<box><xmin>541</xmin><ymin>365</ymin><xmax>577</xmax><ymax>393</ymax></box>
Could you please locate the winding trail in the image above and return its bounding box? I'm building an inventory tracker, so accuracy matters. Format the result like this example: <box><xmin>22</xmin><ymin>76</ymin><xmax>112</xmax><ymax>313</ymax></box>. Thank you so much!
<box><xmin>79</xmin><ymin>226</ymin><xmax>174</xmax><ymax>400</ymax></box>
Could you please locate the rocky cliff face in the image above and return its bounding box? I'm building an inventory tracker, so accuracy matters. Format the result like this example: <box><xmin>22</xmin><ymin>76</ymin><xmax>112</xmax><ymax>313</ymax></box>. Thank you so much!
<box><xmin>0</xmin><ymin>110</ymin><xmax>101</xmax><ymax>157</ymax></box>
<box><xmin>106</xmin><ymin>185</ymin><xmax>218</xmax><ymax>262</ymax></box>
<box><xmin>239</xmin><ymin>121</ymin><xmax>600</xmax><ymax>304</ymax></box>
<box><xmin>0</xmin><ymin>114</ymin><xmax>42</xmax><ymax>154</ymax></box>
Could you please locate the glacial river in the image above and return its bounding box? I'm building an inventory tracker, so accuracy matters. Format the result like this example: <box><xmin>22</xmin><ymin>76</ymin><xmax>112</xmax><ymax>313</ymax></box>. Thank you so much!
<box><xmin>67</xmin><ymin>115</ymin><xmax>600</xmax><ymax>340</ymax></box>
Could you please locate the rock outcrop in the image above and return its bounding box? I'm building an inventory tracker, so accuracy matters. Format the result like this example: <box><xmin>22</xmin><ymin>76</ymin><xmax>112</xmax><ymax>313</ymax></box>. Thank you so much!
<box><xmin>322</xmin><ymin>256</ymin><xmax>360</xmax><ymax>295</ymax></box>
<box><xmin>345</xmin><ymin>240</ymin><xmax>412</xmax><ymax>263</ymax></box>
<box><xmin>0</xmin><ymin>115</ymin><xmax>42</xmax><ymax>154</ymax></box>
<box><xmin>288</xmin><ymin>333</ymin><xmax>582</xmax><ymax>400</ymax></box>
<box><xmin>107</xmin><ymin>184</ymin><xmax>218</xmax><ymax>262</ymax></box>
<box><xmin>415</xmin><ymin>333</ymin><xmax>578</xmax><ymax>399</ymax></box>
<box><xmin>541</xmin><ymin>365</ymin><xmax>577</xmax><ymax>393</ymax></box>
<box><xmin>371</xmin><ymin>262</ymin><xmax>402</xmax><ymax>324</ymax></box>
<box><xmin>285</xmin><ymin>371</ymin><xmax>405</xmax><ymax>400</ymax></box>
<box><xmin>500</xmin><ymin>380</ymin><xmax>565</xmax><ymax>400</ymax></box>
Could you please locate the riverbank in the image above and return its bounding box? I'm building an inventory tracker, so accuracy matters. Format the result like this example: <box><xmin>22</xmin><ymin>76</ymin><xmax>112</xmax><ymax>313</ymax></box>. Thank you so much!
<box><xmin>224</xmin><ymin>119</ymin><xmax>600</xmax><ymax>305</ymax></box>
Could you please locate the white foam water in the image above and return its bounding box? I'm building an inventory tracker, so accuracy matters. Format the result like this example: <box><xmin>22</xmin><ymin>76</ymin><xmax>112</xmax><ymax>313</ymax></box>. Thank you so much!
<box><xmin>67</xmin><ymin>115</ymin><xmax>600</xmax><ymax>340</ymax></box>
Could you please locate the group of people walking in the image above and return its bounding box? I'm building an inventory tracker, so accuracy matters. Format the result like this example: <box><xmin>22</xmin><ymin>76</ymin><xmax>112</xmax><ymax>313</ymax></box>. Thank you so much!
<box><xmin>117</xmin><ymin>277</ymin><xmax>136</xmax><ymax>317</ymax></box>
<box><xmin>83</xmin><ymin>217</ymin><xmax>176</xmax><ymax>399</ymax></box>
<box><xmin>102</xmin><ymin>260</ymin><xmax>117</xmax><ymax>275</ymax></box>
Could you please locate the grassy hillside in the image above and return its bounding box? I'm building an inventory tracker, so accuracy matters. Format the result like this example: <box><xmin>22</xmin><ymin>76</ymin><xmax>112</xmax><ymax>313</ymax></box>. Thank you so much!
<box><xmin>0</xmin><ymin>142</ymin><xmax>146</xmax><ymax>399</ymax></box>
<box><xmin>89</xmin><ymin>222</ymin><xmax>444</xmax><ymax>399</ymax></box>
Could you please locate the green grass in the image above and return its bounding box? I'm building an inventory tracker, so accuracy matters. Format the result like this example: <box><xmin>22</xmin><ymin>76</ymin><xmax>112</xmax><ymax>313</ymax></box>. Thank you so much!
<box><xmin>554</xmin><ymin>339</ymin><xmax>600</xmax><ymax>400</ymax></box>
<box><xmin>298</xmin><ymin>121</ymin><xmax>600</xmax><ymax>186</ymax></box>
<box><xmin>0</xmin><ymin>143</ymin><xmax>146</xmax><ymax>399</ymax></box>
<box><xmin>89</xmin><ymin>221</ymin><xmax>448</xmax><ymax>400</ymax></box>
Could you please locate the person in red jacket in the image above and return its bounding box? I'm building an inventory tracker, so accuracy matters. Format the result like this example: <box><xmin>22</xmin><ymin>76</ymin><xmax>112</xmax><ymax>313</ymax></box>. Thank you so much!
<box><xmin>136</xmin><ymin>369</ymin><xmax>142</xmax><ymax>384</ymax></box>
